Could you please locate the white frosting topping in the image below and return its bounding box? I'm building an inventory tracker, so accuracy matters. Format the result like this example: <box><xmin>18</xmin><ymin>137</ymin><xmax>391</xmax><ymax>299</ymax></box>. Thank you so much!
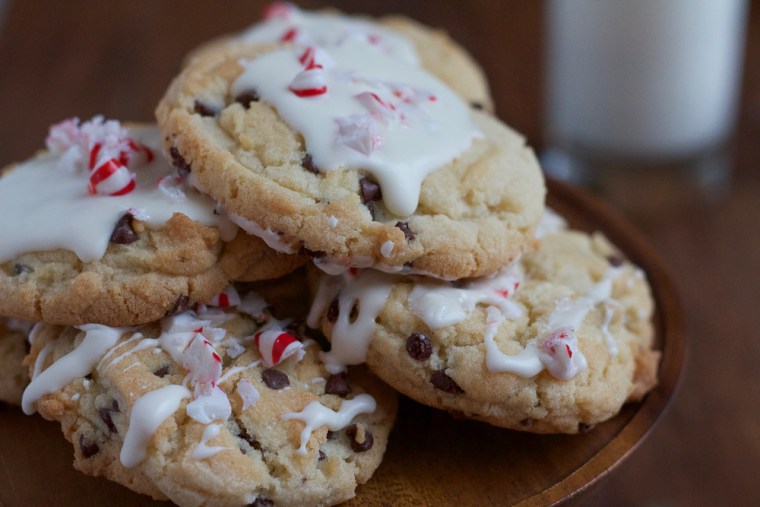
<box><xmin>232</xmin><ymin>43</ymin><xmax>480</xmax><ymax>217</ymax></box>
<box><xmin>283</xmin><ymin>393</ymin><xmax>377</xmax><ymax>455</ymax></box>
<box><xmin>408</xmin><ymin>267</ymin><xmax>523</xmax><ymax>329</ymax></box>
<box><xmin>22</xmin><ymin>324</ymin><xmax>126</xmax><ymax>414</ymax></box>
<box><xmin>0</xmin><ymin>123</ymin><xmax>236</xmax><ymax>263</ymax></box>
<box><xmin>239</xmin><ymin>6</ymin><xmax>419</xmax><ymax>66</ymax></box>
<box><xmin>120</xmin><ymin>384</ymin><xmax>192</xmax><ymax>468</ymax></box>
<box><xmin>228</xmin><ymin>212</ymin><xmax>296</xmax><ymax>254</ymax></box>
<box><xmin>192</xmin><ymin>424</ymin><xmax>229</xmax><ymax>460</ymax></box>
<box><xmin>534</xmin><ymin>208</ymin><xmax>567</xmax><ymax>239</ymax></box>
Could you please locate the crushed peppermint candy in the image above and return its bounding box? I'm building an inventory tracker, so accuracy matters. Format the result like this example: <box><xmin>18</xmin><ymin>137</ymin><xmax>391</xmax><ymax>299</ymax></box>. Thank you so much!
<box><xmin>537</xmin><ymin>327</ymin><xmax>587</xmax><ymax>380</ymax></box>
<box><xmin>183</xmin><ymin>334</ymin><xmax>223</xmax><ymax>395</ymax></box>
<box><xmin>236</xmin><ymin>379</ymin><xmax>260</xmax><ymax>411</ymax></box>
<box><xmin>288</xmin><ymin>64</ymin><xmax>328</xmax><ymax>97</ymax></box>
<box><xmin>335</xmin><ymin>114</ymin><xmax>381</xmax><ymax>155</ymax></box>
<box><xmin>210</xmin><ymin>285</ymin><xmax>241</xmax><ymax>308</ymax></box>
<box><xmin>254</xmin><ymin>328</ymin><xmax>305</xmax><ymax>367</ymax></box>
<box><xmin>156</xmin><ymin>175</ymin><xmax>187</xmax><ymax>202</ymax></box>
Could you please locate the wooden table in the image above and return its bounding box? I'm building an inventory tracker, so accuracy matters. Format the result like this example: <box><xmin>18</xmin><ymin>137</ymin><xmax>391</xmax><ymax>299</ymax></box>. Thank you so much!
<box><xmin>1</xmin><ymin>1</ymin><xmax>758</xmax><ymax>505</ymax></box>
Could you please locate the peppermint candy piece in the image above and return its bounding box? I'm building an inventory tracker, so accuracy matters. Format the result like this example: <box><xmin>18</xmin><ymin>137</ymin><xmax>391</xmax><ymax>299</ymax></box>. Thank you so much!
<box><xmin>254</xmin><ymin>329</ymin><xmax>304</xmax><ymax>367</ymax></box>
<box><xmin>186</xmin><ymin>384</ymin><xmax>232</xmax><ymax>424</ymax></box>
<box><xmin>157</xmin><ymin>175</ymin><xmax>187</xmax><ymax>202</ymax></box>
<box><xmin>355</xmin><ymin>92</ymin><xmax>398</xmax><ymax>122</ymax></box>
<box><xmin>236</xmin><ymin>379</ymin><xmax>260</xmax><ymax>411</ymax></box>
<box><xmin>288</xmin><ymin>65</ymin><xmax>328</xmax><ymax>98</ymax></box>
<box><xmin>183</xmin><ymin>334</ymin><xmax>223</xmax><ymax>395</ymax></box>
<box><xmin>209</xmin><ymin>285</ymin><xmax>241</xmax><ymax>308</ymax></box>
<box><xmin>537</xmin><ymin>327</ymin><xmax>587</xmax><ymax>380</ymax></box>
<box><xmin>335</xmin><ymin>114</ymin><xmax>381</xmax><ymax>155</ymax></box>
<box><xmin>298</xmin><ymin>46</ymin><xmax>334</xmax><ymax>70</ymax></box>
<box><xmin>263</xmin><ymin>2</ymin><xmax>298</xmax><ymax>21</ymax></box>
<box><xmin>88</xmin><ymin>157</ymin><xmax>136</xmax><ymax>196</ymax></box>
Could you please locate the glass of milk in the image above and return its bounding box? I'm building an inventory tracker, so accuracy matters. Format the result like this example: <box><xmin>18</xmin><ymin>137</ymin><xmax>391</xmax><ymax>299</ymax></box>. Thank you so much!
<box><xmin>542</xmin><ymin>0</ymin><xmax>748</xmax><ymax>216</ymax></box>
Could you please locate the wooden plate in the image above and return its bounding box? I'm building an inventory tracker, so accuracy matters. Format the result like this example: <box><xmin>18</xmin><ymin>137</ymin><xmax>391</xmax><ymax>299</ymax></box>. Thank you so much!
<box><xmin>0</xmin><ymin>179</ymin><xmax>686</xmax><ymax>506</ymax></box>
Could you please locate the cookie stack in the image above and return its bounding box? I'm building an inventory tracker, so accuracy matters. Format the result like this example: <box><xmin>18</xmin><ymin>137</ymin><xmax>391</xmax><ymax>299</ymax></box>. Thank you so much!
<box><xmin>0</xmin><ymin>4</ymin><xmax>660</xmax><ymax>506</ymax></box>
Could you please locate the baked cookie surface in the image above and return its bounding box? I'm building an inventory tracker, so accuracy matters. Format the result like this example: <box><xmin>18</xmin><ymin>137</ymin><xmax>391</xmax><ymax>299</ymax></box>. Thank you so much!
<box><xmin>186</xmin><ymin>4</ymin><xmax>493</xmax><ymax>112</ymax></box>
<box><xmin>157</xmin><ymin>44</ymin><xmax>544</xmax><ymax>280</ymax></box>
<box><xmin>0</xmin><ymin>318</ymin><xmax>31</xmax><ymax>405</ymax></box>
<box><xmin>308</xmin><ymin>224</ymin><xmax>659</xmax><ymax>434</ymax></box>
<box><xmin>0</xmin><ymin>118</ymin><xmax>300</xmax><ymax>326</ymax></box>
<box><xmin>22</xmin><ymin>288</ymin><xmax>397</xmax><ymax>506</ymax></box>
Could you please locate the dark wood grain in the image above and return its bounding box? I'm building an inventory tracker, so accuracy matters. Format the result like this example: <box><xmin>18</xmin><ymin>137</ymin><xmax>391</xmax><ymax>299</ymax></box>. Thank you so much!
<box><xmin>0</xmin><ymin>0</ymin><xmax>758</xmax><ymax>505</ymax></box>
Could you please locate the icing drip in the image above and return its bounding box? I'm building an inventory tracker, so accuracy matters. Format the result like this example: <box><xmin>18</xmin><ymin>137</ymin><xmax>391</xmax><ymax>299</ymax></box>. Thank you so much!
<box><xmin>120</xmin><ymin>384</ymin><xmax>192</xmax><ymax>468</ymax></box>
<box><xmin>192</xmin><ymin>424</ymin><xmax>229</xmax><ymax>460</ymax></box>
<box><xmin>217</xmin><ymin>360</ymin><xmax>262</xmax><ymax>385</ymax></box>
<box><xmin>313</xmin><ymin>270</ymin><xmax>395</xmax><ymax>373</ymax></box>
<box><xmin>601</xmin><ymin>301</ymin><xmax>619</xmax><ymax>357</ymax></box>
<box><xmin>31</xmin><ymin>340</ymin><xmax>56</xmax><ymax>381</ymax></box>
<box><xmin>283</xmin><ymin>394</ymin><xmax>377</xmax><ymax>455</ymax></box>
<box><xmin>483</xmin><ymin>306</ymin><xmax>544</xmax><ymax>377</ymax></box>
<box><xmin>22</xmin><ymin>324</ymin><xmax>126</xmax><ymax>414</ymax></box>
<box><xmin>232</xmin><ymin>44</ymin><xmax>480</xmax><ymax>217</ymax></box>
<box><xmin>0</xmin><ymin>124</ymin><xmax>237</xmax><ymax>263</ymax></box>
<box><xmin>408</xmin><ymin>267</ymin><xmax>523</xmax><ymax>329</ymax></box>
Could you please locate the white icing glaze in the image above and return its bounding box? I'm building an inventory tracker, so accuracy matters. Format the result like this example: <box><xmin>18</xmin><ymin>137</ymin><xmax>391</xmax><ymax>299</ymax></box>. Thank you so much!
<box><xmin>408</xmin><ymin>267</ymin><xmax>523</xmax><ymax>330</ymax></box>
<box><xmin>534</xmin><ymin>207</ymin><xmax>567</xmax><ymax>239</ymax></box>
<box><xmin>120</xmin><ymin>384</ymin><xmax>191</xmax><ymax>468</ymax></box>
<box><xmin>239</xmin><ymin>8</ymin><xmax>419</xmax><ymax>66</ymax></box>
<box><xmin>186</xmin><ymin>385</ymin><xmax>232</xmax><ymax>424</ymax></box>
<box><xmin>191</xmin><ymin>424</ymin><xmax>229</xmax><ymax>460</ymax></box>
<box><xmin>315</xmin><ymin>270</ymin><xmax>395</xmax><ymax>373</ymax></box>
<box><xmin>283</xmin><ymin>393</ymin><xmax>377</xmax><ymax>455</ymax></box>
<box><xmin>601</xmin><ymin>301</ymin><xmax>619</xmax><ymax>357</ymax></box>
<box><xmin>228</xmin><ymin>212</ymin><xmax>296</xmax><ymax>254</ymax></box>
<box><xmin>327</xmin><ymin>215</ymin><xmax>338</xmax><ymax>228</ymax></box>
<box><xmin>217</xmin><ymin>360</ymin><xmax>262</xmax><ymax>385</ymax></box>
<box><xmin>22</xmin><ymin>324</ymin><xmax>125</xmax><ymax>414</ymax></box>
<box><xmin>232</xmin><ymin>44</ymin><xmax>480</xmax><ymax>217</ymax></box>
<box><xmin>31</xmin><ymin>340</ymin><xmax>55</xmax><ymax>381</ymax></box>
<box><xmin>483</xmin><ymin>306</ymin><xmax>543</xmax><ymax>377</ymax></box>
<box><xmin>0</xmin><ymin>125</ymin><xmax>237</xmax><ymax>263</ymax></box>
<box><xmin>547</xmin><ymin>269</ymin><xmax>620</xmax><ymax>331</ymax></box>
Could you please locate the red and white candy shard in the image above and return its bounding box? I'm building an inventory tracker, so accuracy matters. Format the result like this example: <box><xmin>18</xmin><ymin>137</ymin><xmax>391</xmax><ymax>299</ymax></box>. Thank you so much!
<box><xmin>238</xmin><ymin>292</ymin><xmax>269</xmax><ymax>321</ymax></box>
<box><xmin>209</xmin><ymin>285</ymin><xmax>241</xmax><ymax>308</ymax></box>
<box><xmin>298</xmin><ymin>46</ymin><xmax>334</xmax><ymax>70</ymax></box>
<box><xmin>262</xmin><ymin>1</ymin><xmax>298</xmax><ymax>21</ymax></box>
<box><xmin>236</xmin><ymin>379</ymin><xmax>260</xmax><ymax>411</ymax></box>
<box><xmin>185</xmin><ymin>384</ymin><xmax>231</xmax><ymax>424</ymax></box>
<box><xmin>88</xmin><ymin>157</ymin><xmax>136</xmax><ymax>196</ymax></box>
<box><xmin>354</xmin><ymin>92</ymin><xmax>398</xmax><ymax>122</ymax></box>
<box><xmin>254</xmin><ymin>328</ymin><xmax>304</xmax><ymax>367</ymax></box>
<box><xmin>183</xmin><ymin>334</ymin><xmax>223</xmax><ymax>395</ymax></box>
<box><xmin>335</xmin><ymin>114</ymin><xmax>381</xmax><ymax>155</ymax></box>
<box><xmin>156</xmin><ymin>175</ymin><xmax>187</xmax><ymax>202</ymax></box>
<box><xmin>288</xmin><ymin>65</ymin><xmax>328</xmax><ymax>97</ymax></box>
<box><xmin>538</xmin><ymin>327</ymin><xmax>585</xmax><ymax>380</ymax></box>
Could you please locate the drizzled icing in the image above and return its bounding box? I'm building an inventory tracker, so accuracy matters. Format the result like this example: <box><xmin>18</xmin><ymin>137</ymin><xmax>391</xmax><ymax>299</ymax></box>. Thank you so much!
<box><xmin>22</xmin><ymin>324</ymin><xmax>126</xmax><ymax>414</ymax></box>
<box><xmin>0</xmin><ymin>123</ymin><xmax>237</xmax><ymax>263</ymax></box>
<box><xmin>191</xmin><ymin>424</ymin><xmax>229</xmax><ymax>460</ymax></box>
<box><xmin>238</xmin><ymin>6</ymin><xmax>419</xmax><ymax>66</ymax></box>
<box><xmin>121</xmin><ymin>384</ymin><xmax>192</xmax><ymax>468</ymax></box>
<box><xmin>283</xmin><ymin>394</ymin><xmax>377</xmax><ymax>455</ymax></box>
<box><xmin>407</xmin><ymin>267</ymin><xmax>522</xmax><ymax>329</ymax></box>
<box><xmin>232</xmin><ymin>43</ymin><xmax>480</xmax><ymax>217</ymax></box>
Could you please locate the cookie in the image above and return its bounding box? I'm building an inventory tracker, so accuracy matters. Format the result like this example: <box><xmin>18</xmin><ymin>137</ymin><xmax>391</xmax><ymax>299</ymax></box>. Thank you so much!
<box><xmin>0</xmin><ymin>318</ymin><xmax>32</xmax><ymax>405</ymax></box>
<box><xmin>308</xmin><ymin>224</ymin><xmax>659</xmax><ymax>434</ymax></box>
<box><xmin>157</xmin><ymin>43</ymin><xmax>544</xmax><ymax>280</ymax></box>
<box><xmin>185</xmin><ymin>4</ymin><xmax>493</xmax><ymax>112</ymax></box>
<box><xmin>0</xmin><ymin>117</ymin><xmax>300</xmax><ymax>326</ymax></box>
<box><xmin>22</xmin><ymin>288</ymin><xmax>398</xmax><ymax>506</ymax></box>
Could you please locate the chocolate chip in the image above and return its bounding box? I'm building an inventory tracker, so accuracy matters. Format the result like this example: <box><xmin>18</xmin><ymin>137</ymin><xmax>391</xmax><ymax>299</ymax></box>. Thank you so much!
<box><xmin>250</xmin><ymin>497</ymin><xmax>273</xmax><ymax>507</ymax></box>
<box><xmin>109</xmin><ymin>213</ymin><xmax>138</xmax><ymax>245</ymax></box>
<box><xmin>261</xmin><ymin>369</ymin><xmax>289</xmax><ymax>390</ymax></box>
<box><xmin>520</xmin><ymin>418</ymin><xmax>534</xmax><ymax>427</ymax></box>
<box><xmin>169</xmin><ymin>147</ymin><xmax>191</xmax><ymax>178</ymax></box>
<box><xmin>406</xmin><ymin>333</ymin><xmax>432</xmax><ymax>360</ymax></box>
<box><xmin>395</xmin><ymin>221</ymin><xmax>415</xmax><ymax>241</ymax></box>
<box><xmin>153</xmin><ymin>365</ymin><xmax>170</xmax><ymax>378</ymax></box>
<box><xmin>318</xmin><ymin>450</ymin><xmax>326</xmax><ymax>461</ymax></box>
<box><xmin>606</xmin><ymin>254</ymin><xmax>625</xmax><ymax>267</ymax></box>
<box><xmin>98</xmin><ymin>401</ymin><xmax>119</xmax><ymax>434</ymax></box>
<box><xmin>578</xmin><ymin>422</ymin><xmax>593</xmax><ymax>433</ymax></box>
<box><xmin>326</xmin><ymin>299</ymin><xmax>340</xmax><ymax>323</ymax></box>
<box><xmin>79</xmin><ymin>434</ymin><xmax>99</xmax><ymax>458</ymax></box>
<box><xmin>471</xmin><ymin>101</ymin><xmax>484</xmax><ymax>110</ymax></box>
<box><xmin>194</xmin><ymin>100</ymin><xmax>217</xmax><ymax>117</ymax></box>
<box><xmin>324</xmin><ymin>372</ymin><xmax>351</xmax><ymax>397</ymax></box>
<box><xmin>237</xmin><ymin>425</ymin><xmax>262</xmax><ymax>451</ymax></box>
<box><xmin>302</xmin><ymin>153</ymin><xmax>319</xmax><ymax>174</ymax></box>
<box><xmin>13</xmin><ymin>263</ymin><xmax>32</xmax><ymax>275</ymax></box>
<box><xmin>366</xmin><ymin>201</ymin><xmax>377</xmax><ymax>220</ymax></box>
<box><xmin>430</xmin><ymin>369</ymin><xmax>464</xmax><ymax>394</ymax></box>
<box><xmin>166</xmin><ymin>294</ymin><xmax>190</xmax><ymax>316</ymax></box>
<box><xmin>359</xmin><ymin>177</ymin><xmax>382</xmax><ymax>203</ymax></box>
<box><xmin>326</xmin><ymin>430</ymin><xmax>336</xmax><ymax>440</ymax></box>
<box><xmin>345</xmin><ymin>424</ymin><xmax>374</xmax><ymax>452</ymax></box>
<box><xmin>235</xmin><ymin>90</ymin><xmax>259</xmax><ymax>107</ymax></box>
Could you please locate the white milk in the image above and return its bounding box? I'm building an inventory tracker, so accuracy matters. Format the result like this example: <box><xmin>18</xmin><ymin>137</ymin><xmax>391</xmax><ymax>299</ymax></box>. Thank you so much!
<box><xmin>545</xmin><ymin>0</ymin><xmax>748</xmax><ymax>158</ymax></box>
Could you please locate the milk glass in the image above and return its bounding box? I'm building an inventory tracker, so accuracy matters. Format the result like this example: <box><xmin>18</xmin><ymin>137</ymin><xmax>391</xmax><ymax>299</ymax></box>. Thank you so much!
<box><xmin>543</xmin><ymin>0</ymin><xmax>748</xmax><ymax>215</ymax></box>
